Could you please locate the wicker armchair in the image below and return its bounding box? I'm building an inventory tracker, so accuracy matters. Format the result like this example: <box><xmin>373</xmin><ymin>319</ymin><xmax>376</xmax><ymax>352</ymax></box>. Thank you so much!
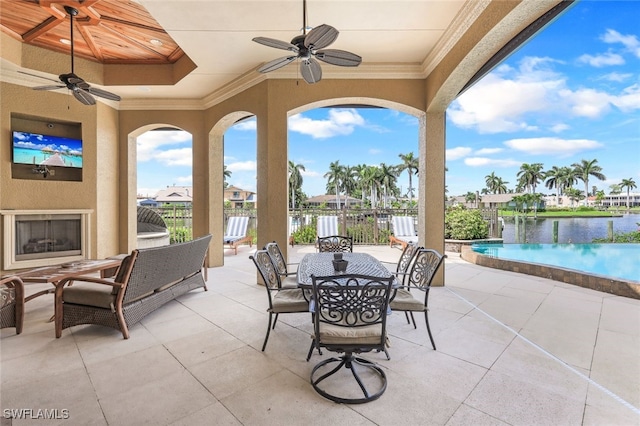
<box><xmin>1</xmin><ymin>276</ymin><xmax>25</xmax><ymax>334</ymax></box>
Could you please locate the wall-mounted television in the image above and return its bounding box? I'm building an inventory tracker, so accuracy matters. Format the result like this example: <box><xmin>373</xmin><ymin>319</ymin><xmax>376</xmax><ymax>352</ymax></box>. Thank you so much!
<box><xmin>12</xmin><ymin>131</ymin><xmax>83</xmax><ymax>169</ymax></box>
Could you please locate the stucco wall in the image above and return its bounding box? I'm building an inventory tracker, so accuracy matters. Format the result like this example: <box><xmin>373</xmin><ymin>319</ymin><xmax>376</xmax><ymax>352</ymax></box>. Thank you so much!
<box><xmin>0</xmin><ymin>82</ymin><xmax>120</xmax><ymax>272</ymax></box>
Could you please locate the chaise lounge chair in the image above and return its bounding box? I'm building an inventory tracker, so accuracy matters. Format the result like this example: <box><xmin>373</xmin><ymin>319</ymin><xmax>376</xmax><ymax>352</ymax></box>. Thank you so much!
<box><xmin>224</xmin><ymin>216</ymin><xmax>252</xmax><ymax>255</ymax></box>
<box><xmin>389</xmin><ymin>216</ymin><xmax>418</xmax><ymax>249</ymax></box>
<box><xmin>316</xmin><ymin>216</ymin><xmax>339</xmax><ymax>238</ymax></box>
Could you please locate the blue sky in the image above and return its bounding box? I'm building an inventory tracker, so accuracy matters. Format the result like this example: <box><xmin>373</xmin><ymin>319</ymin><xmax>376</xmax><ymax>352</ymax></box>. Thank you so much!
<box><xmin>137</xmin><ymin>0</ymin><xmax>639</xmax><ymax>199</ymax></box>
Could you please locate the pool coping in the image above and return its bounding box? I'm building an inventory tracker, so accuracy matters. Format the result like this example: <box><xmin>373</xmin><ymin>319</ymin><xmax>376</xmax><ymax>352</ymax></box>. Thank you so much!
<box><xmin>460</xmin><ymin>245</ymin><xmax>640</xmax><ymax>300</ymax></box>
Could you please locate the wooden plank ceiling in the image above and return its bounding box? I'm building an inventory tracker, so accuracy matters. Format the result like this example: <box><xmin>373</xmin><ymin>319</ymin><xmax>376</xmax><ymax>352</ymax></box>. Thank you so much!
<box><xmin>0</xmin><ymin>0</ymin><xmax>184</xmax><ymax>65</ymax></box>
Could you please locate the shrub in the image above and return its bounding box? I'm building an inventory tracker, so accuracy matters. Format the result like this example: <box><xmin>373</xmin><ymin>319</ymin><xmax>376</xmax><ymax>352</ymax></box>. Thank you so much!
<box><xmin>444</xmin><ymin>207</ymin><xmax>489</xmax><ymax>240</ymax></box>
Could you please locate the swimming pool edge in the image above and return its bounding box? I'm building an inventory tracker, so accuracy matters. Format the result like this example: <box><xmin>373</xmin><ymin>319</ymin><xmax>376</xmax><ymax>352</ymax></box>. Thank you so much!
<box><xmin>459</xmin><ymin>246</ymin><xmax>640</xmax><ymax>300</ymax></box>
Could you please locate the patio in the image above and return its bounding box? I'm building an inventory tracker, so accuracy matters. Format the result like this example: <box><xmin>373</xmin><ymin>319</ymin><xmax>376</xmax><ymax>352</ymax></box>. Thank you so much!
<box><xmin>2</xmin><ymin>245</ymin><xmax>639</xmax><ymax>425</ymax></box>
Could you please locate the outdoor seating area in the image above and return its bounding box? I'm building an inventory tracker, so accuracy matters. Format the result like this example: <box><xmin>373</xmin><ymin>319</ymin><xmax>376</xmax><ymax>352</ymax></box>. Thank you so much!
<box><xmin>2</xmin><ymin>244</ymin><xmax>638</xmax><ymax>424</ymax></box>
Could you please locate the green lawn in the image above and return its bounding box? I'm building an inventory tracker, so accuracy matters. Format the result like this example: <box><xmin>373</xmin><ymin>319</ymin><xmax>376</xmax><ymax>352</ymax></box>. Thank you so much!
<box><xmin>499</xmin><ymin>208</ymin><xmax>640</xmax><ymax>218</ymax></box>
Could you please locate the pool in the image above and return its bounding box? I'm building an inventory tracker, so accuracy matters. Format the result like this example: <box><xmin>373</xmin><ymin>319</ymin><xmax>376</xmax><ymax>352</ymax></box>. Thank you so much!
<box><xmin>461</xmin><ymin>243</ymin><xmax>640</xmax><ymax>299</ymax></box>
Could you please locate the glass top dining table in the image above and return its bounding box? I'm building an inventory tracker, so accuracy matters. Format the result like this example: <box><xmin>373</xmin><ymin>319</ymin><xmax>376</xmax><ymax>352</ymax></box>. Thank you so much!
<box><xmin>296</xmin><ymin>252</ymin><xmax>395</xmax><ymax>288</ymax></box>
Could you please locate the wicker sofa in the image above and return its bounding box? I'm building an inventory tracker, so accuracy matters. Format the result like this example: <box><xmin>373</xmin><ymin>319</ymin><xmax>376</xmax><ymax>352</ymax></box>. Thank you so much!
<box><xmin>54</xmin><ymin>234</ymin><xmax>212</xmax><ymax>339</ymax></box>
<box><xmin>1</xmin><ymin>276</ymin><xmax>25</xmax><ymax>334</ymax></box>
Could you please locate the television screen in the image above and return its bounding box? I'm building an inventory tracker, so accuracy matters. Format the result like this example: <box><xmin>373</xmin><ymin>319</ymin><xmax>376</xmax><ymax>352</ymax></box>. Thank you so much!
<box><xmin>12</xmin><ymin>131</ymin><xmax>83</xmax><ymax>169</ymax></box>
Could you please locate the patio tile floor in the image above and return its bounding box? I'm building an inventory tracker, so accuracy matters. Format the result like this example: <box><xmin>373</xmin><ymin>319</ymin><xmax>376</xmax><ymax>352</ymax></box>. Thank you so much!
<box><xmin>2</xmin><ymin>245</ymin><xmax>639</xmax><ymax>425</ymax></box>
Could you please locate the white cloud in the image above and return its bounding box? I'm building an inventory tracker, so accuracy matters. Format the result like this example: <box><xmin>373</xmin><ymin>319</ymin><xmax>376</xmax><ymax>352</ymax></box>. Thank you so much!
<box><xmin>446</xmin><ymin>147</ymin><xmax>472</xmax><ymax>160</ymax></box>
<box><xmin>601</xmin><ymin>29</ymin><xmax>640</xmax><ymax>58</ymax></box>
<box><xmin>475</xmin><ymin>147</ymin><xmax>503</xmax><ymax>155</ymax></box>
<box><xmin>232</xmin><ymin>119</ymin><xmax>256</xmax><ymax>131</ymax></box>
<box><xmin>227</xmin><ymin>160</ymin><xmax>256</xmax><ymax>172</ymax></box>
<box><xmin>369</xmin><ymin>148</ymin><xmax>382</xmax><ymax>154</ymax></box>
<box><xmin>448</xmin><ymin>54</ymin><xmax>637</xmax><ymax>133</ymax></box>
<box><xmin>550</xmin><ymin>123</ymin><xmax>570</xmax><ymax>133</ymax></box>
<box><xmin>504</xmin><ymin>137</ymin><xmax>603</xmax><ymax>157</ymax></box>
<box><xmin>153</xmin><ymin>148</ymin><xmax>192</xmax><ymax>166</ymax></box>
<box><xmin>137</xmin><ymin>130</ymin><xmax>191</xmax><ymax>162</ymax></box>
<box><xmin>612</xmin><ymin>84</ymin><xmax>640</xmax><ymax>111</ymax></box>
<box><xmin>464</xmin><ymin>157</ymin><xmax>521</xmax><ymax>167</ymax></box>
<box><xmin>578</xmin><ymin>51</ymin><xmax>625</xmax><ymax>67</ymax></box>
<box><xmin>301</xmin><ymin>169</ymin><xmax>322</xmax><ymax>178</ymax></box>
<box><xmin>600</xmin><ymin>72</ymin><xmax>633</xmax><ymax>82</ymax></box>
<box><xmin>175</xmin><ymin>175</ymin><xmax>192</xmax><ymax>184</ymax></box>
<box><xmin>448</xmin><ymin>57</ymin><xmax>564</xmax><ymax>133</ymax></box>
<box><xmin>559</xmin><ymin>88</ymin><xmax>613</xmax><ymax>118</ymax></box>
<box><xmin>288</xmin><ymin>109</ymin><xmax>365</xmax><ymax>139</ymax></box>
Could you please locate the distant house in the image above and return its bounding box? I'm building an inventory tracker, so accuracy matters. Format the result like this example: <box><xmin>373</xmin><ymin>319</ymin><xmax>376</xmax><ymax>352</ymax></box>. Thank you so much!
<box><xmin>304</xmin><ymin>194</ymin><xmax>362</xmax><ymax>209</ymax></box>
<box><xmin>224</xmin><ymin>185</ymin><xmax>256</xmax><ymax>208</ymax></box>
<box><xmin>155</xmin><ymin>186</ymin><xmax>193</xmax><ymax>206</ymax></box>
<box><xmin>137</xmin><ymin>198</ymin><xmax>159</xmax><ymax>207</ymax></box>
<box><xmin>451</xmin><ymin>193</ymin><xmax>545</xmax><ymax>210</ymax></box>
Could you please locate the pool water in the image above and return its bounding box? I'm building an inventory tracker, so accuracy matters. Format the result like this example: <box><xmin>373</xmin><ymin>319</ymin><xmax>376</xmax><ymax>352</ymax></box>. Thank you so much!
<box><xmin>472</xmin><ymin>243</ymin><xmax>640</xmax><ymax>283</ymax></box>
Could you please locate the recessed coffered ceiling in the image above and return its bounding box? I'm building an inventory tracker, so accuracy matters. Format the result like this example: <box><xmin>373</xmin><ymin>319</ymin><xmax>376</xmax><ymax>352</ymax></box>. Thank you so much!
<box><xmin>1</xmin><ymin>0</ymin><xmax>549</xmax><ymax>109</ymax></box>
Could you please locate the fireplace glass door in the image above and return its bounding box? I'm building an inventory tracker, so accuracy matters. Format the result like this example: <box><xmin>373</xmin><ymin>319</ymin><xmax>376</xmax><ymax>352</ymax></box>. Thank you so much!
<box><xmin>15</xmin><ymin>214</ymin><xmax>82</xmax><ymax>260</ymax></box>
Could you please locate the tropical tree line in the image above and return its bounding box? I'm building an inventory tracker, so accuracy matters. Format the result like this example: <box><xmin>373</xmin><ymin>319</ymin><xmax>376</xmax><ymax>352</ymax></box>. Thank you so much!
<box><xmin>290</xmin><ymin>152</ymin><xmax>419</xmax><ymax>209</ymax></box>
<box><xmin>477</xmin><ymin>159</ymin><xmax>637</xmax><ymax>209</ymax></box>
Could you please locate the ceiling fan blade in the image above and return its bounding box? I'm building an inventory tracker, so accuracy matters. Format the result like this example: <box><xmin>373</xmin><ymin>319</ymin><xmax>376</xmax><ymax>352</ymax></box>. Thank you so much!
<box><xmin>86</xmin><ymin>86</ymin><xmax>122</xmax><ymax>101</ymax></box>
<box><xmin>33</xmin><ymin>85</ymin><xmax>65</xmax><ymax>91</ymax></box>
<box><xmin>315</xmin><ymin>49</ymin><xmax>362</xmax><ymax>67</ymax></box>
<box><xmin>253</xmin><ymin>37</ymin><xmax>298</xmax><ymax>52</ymax></box>
<box><xmin>304</xmin><ymin>24</ymin><xmax>339</xmax><ymax>50</ymax></box>
<box><xmin>73</xmin><ymin>88</ymin><xmax>96</xmax><ymax>105</ymax></box>
<box><xmin>300</xmin><ymin>58</ymin><xmax>322</xmax><ymax>84</ymax></box>
<box><xmin>17</xmin><ymin>70</ymin><xmax>60</xmax><ymax>84</ymax></box>
<box><xmin>258</xmin><ymin>56</ymin><xmax>298</xmax><ymax>73</ymax></box>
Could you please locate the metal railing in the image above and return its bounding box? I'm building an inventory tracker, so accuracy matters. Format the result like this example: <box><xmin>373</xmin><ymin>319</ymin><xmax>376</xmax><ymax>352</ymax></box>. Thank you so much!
<box><xmin>144</xmin><ymin>205</ymin><xmax>500</xmax><ymax>244</ymax></box>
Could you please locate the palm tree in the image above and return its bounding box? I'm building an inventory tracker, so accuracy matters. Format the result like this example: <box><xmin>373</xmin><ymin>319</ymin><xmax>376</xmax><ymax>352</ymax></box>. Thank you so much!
<box><xmin>360</xmin><ymin>165</ymin><xmax>379</xmax><ymax>208</ymax></box>
<box><xmin>485</xmin><ymin>172</ymin><xmax>499</xmax><ymax>194</ymax></box>
<box><xmin>565</xmin><ymin>187</ymin><xmax>584</xmax><ymax>210</ymax></box>
<box><xmin>324</xmin><ymin>161</ymin><xmax>343</xmax><ymax>209</ymax></box>
<box><xmin>288</xmin><ymin>160</ymin><xmax>305</xmax><ymax>209</ymax></box>
<box><xmin>572</xmin><ymin>159</ymin><xmax>606</xmax><ymax>205</ymax></box>
<box><xmin>516</xmin><ymin>163</ymin><xmax>545</xmax><ymax>194</ymax></box>
<box><xmin>378</xmin><ymin>163</ymin><xmax>399</xmax><ymax>208</ymax></box>
<box><xmin>223</xmin><ymin>164</ymin><xmax>232</xmax><ymax>188</ymax></box>
<box><xmin>484</xmin><ymin>172</ymin><xmax>509</xmax><ymax>194</ymax></box>
<box><xmin>620</xmin><ymin>178</ymin><xmax>637</xmax><ymax>210</ymax></box>
<box><xmin>398</xmin><ymin>152</ymin><xmax>419</xmax><ymax>205</ymax></box>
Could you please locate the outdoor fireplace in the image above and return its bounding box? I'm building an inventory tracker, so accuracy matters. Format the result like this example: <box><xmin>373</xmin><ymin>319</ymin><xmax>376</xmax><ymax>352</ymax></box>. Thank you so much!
<box><xmin>1</xmin><ymin>209</ymin><xmax>92</xmax><ymax>270</ymax></box>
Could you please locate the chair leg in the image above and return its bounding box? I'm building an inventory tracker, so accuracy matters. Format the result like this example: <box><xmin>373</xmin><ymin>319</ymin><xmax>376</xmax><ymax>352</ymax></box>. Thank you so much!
<box><xmin>272</xmin><ymin>313</ymin><xmax>279</xmax><ymax>329</ymax></box>
<box><xmin>409</xmin><ymin>311</ymin><xmax>417</xmax><ymax>329</ymax></box>
<box><xmin>306</xmin><ymin>339</ymin><xmax>315</xmax><ymax>361</ymax></box>
<box><xmin>424</xmin><ymin>311</ymin><xmax>436</xmax><ymax>350</ymax></box>
<box><xmin>262</xmin><ymin>312</ymin><xmax>273</xmax><ymax>351</ymax></box>
<box><xmin>403</xmin><ymin>311</ymin><xmax>411</xmax><ymax>325</ymax></box>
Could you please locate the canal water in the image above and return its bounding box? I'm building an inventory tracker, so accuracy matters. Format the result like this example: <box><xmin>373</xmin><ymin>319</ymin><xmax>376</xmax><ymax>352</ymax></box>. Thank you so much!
<box><xmin>501</xmin><ymin>214</ymin><xmax>640</xmax><ymax>244</ymax></box>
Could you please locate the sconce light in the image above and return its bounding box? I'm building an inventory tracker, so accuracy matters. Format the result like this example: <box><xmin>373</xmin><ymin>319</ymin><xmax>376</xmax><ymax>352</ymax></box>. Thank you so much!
<box><xmin>32</xmin><ymin>165</ymin><xmax>51</xmax><ymax>178</ymax></box>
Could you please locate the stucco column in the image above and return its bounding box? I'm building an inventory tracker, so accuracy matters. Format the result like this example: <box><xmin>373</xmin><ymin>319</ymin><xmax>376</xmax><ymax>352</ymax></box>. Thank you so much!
<box><xmin>256</xmin><ymin>109</ymin><xmax>288</xmax><ymax>256</ymax></box>
<box><xmin>420</xmin><ymin>111</ymin><xmax>446</xmax><ymax>286</ymax></box>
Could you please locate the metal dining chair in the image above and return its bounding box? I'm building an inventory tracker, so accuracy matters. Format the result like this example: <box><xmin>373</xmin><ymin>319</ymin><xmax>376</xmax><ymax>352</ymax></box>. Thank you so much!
<box><xmin>317</xmin><ymin>235</ymin><xmax>353</xmax><ymax>253</ymax></box>
<box><xmin>307</xmin><ymin>273</ymin><xmax>394</xmax><ymax>404</ymax></box>
<box><xmin>389</xmin><ymin>248</ymin><xmax>445</xmax><ymax>350</ymax></box>
<box><xmin>249</xmin><ymin>250</ymin><xmax>309</xmax><ymax>351</ymax></box>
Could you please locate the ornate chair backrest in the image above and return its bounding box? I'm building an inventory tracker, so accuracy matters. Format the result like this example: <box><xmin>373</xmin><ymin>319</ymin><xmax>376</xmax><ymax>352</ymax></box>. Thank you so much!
<box><xmin>396</xmin><ymin>242</ymin><xmax>420</xmax><ymax>277</ymax></box>
<box><xmin>407</xmin><ymin>248</ymin><xmax>445</xmax><ymax>291</ymax></box>
<box><xmin>311</xmin><ymin>274</ymin><xmax>394</xmax><ymax>349</ymax></box>
<box><xmin>317</xmin><ymin>236</ymin><xmax>353</xmax><ymax>253</ymax></box>
<box><xmin>250</xmin><ymin>249</ymin><xmax>282</xmax><ymax>290</ymax></box>
<box><xmin>264</xmin><ymin>241</ymin><xmax>287</xmax><ymax>276</ymax></box>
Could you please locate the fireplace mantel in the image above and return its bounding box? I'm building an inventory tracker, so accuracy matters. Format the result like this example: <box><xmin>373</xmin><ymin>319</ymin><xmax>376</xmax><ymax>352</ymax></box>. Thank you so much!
<box><xmin>1</xmin><ymin>209</ymin><xmax>93</xmax><ymax>270</ymax></box>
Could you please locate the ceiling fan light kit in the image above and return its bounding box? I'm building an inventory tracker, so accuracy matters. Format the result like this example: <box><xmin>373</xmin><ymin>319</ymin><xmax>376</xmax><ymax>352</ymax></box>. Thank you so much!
<box><xmin>28</xmin><ymin>6</ymin><xmax>121</xmax><ymax>105</ymax></box>
<box><xmin>252</xmin><ymin>0</ymin><xmax>361</xmax><ymax>84</ymax></box>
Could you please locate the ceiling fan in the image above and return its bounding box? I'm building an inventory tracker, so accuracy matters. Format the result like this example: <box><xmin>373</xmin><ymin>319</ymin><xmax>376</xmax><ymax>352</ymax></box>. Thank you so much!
<box><xmin>252</xmin><ymin>0</ymin><xmax>361</xmax><ymax>84</ymax></box>
<box><xmin>21</xmin><ymin>5</ymin><xmax>121</xmax><ymax>105</ymax></box>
